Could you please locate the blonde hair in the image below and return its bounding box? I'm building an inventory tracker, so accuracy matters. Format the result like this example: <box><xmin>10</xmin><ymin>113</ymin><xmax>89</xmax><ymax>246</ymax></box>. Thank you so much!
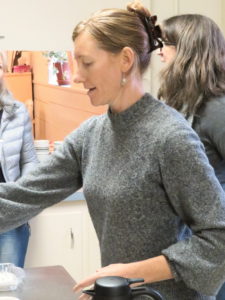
<box><xmin>72</xmin><ymin>1</ymin><xmax>161</xmax><ymax>74</ymax></box>
<box><xmin>158</xmin><ymin>14</ymin><xmax>225</xmax><ymax>115</ymax></box>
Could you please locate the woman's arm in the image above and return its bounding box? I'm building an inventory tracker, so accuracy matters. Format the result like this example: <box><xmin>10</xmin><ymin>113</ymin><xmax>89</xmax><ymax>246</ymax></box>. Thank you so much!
<box><xmin>0</xmin><ymin>126</ymin><xmax>84</xmax><ymax>233</ymax></box>
<box><xmin>74</xmin><ymin>255</ymin><xmax>173</xmax><ymax>292</ymax></box>
<box><xmin>160</xmin><ymin>126</ymin><xmax>225</xmax><ymax>295</ymax></box>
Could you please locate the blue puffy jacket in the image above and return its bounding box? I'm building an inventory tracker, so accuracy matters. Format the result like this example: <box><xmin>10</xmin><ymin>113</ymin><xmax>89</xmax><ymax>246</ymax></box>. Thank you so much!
<box><xmin>0</xmin><ymin>90</ymin><xmax>38</xmax><ymax>182</ymax></box>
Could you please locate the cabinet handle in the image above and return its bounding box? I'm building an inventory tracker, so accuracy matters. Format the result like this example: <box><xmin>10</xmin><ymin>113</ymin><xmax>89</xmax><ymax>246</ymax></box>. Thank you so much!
<box><xmin>70</xmin><ymin>228</ymin><xmax>74</xmax><ymax>249</ymax></box>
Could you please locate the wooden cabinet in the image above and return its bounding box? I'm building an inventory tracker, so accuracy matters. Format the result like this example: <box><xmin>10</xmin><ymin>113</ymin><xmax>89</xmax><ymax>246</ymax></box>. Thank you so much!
<box><xmin>25</xmin><ymin>200</ymin><xmax>101</xmax><ymax>281</ymax></box>
<box><xmin>4</xmin><ymin>72</ymin><xmax>33</xmax><ymax>103</ymax></box>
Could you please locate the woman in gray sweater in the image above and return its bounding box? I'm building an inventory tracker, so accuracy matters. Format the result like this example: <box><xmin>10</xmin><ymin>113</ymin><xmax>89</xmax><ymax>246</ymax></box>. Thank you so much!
<box><xmin>0</xmin><ymin>3</ymin><xmax>225</xmax><ymax>299</ymax></box>
<box><xmin>157</xmin><ymin>14</ymin><xmax>225</xmax><ymax>299</ymax></box>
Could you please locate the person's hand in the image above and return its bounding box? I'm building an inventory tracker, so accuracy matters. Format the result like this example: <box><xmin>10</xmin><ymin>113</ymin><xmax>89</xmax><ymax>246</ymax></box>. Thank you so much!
<box><xmin>73</xmin><ymin>256</ymin><xmax>173</xmax><ymax>299</ymax></box>
<box><xmin>73</xmin><ymin>262</ymin><xmax>139</xmax><ymax>293</ymax></box>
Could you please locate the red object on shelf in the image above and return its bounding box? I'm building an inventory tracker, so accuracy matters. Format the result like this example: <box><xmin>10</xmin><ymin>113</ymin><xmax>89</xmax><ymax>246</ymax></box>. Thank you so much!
<box><xmin>13</xmin><ymin>65</ymin><xmax>31</xmax><ymax>73</ymax></box>
<box><xmin>54</xmin><ymin>62</ymin><xmax>71</xmax><ymax>85</ymax></box>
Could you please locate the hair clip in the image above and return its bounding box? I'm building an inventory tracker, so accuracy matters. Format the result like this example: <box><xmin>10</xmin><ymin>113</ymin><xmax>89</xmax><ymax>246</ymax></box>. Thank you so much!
<box><xmin>134</xmin><ymin>12</ymin><xmax>163</xmax><ymax>52</ymax></box>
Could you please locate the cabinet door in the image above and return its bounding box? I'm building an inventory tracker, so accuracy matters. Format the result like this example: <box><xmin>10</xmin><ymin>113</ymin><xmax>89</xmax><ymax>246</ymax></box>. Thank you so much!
<box><xmin>83</xmin><ymin>210</ymin><xmax>101</xmax><ymax>277</ymax></box>
<box><xmin>25</xmin><ymin>202</ymin><xmax>86</xmax><ymax>281</ymax></box>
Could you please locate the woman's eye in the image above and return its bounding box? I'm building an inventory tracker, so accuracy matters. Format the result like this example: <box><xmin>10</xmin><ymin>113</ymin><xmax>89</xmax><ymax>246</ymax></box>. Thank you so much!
<box><xmin>83</xmin><ymin>62</ymin><xmax>92</xmax><ymax>67</ymax></box>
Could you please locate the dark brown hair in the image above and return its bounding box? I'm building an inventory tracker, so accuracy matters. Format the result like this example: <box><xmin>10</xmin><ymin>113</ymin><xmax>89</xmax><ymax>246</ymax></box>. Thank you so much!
<box><xmin>158</xmin><ymin>14</ymin><xmax>225</xmax><ymax>115</ymax></box>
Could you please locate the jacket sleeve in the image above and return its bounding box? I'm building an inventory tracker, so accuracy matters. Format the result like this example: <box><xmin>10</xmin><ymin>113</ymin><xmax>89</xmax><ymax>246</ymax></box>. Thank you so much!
<box><xmin>0</xmin><ymin>125</ymin><xmax>85</xmax><ymax>233</ymax></box>
<box><xmin>160</xmin><ymin>125</ymin><xmax>225</xmax><ymax>296</ymax></box>
<box><xmin>20</xmin><ymin>105</ymin><xmax>38</xmax><ymax>176</ymax></box>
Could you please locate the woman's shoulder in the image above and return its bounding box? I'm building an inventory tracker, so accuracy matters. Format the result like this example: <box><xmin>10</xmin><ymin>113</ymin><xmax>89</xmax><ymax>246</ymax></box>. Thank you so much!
<box><xmin>11</xmin><ymin>100</ymin><xmax>29</xmax><ymax>120</ymax></box>
<box><xmin>13</xmin><ymin>100</ymin><xmax>26</xmax><ymax>110</ymax></box>
<box><xmin>0</xmin><ymin>90</ymin><xmax>29</xmax><ymax>116</ymax></box>
<box><xmin>202</xmin><ymin>95</ymin><xmax>225</xmax><ymax>115</ymax></box>
<box><xmin>195</xmin><ymin>95</ymin><xmax>225</xmax><ymax>135</ymax></box>
<box><xmin>195</xmin><ymin>95</ymin><xmax>225</xmax><ymax>125</ymax></box>
<box><xmin>154</xmin><ymin>98</ymin><xmax>190</xmax><ymax>132</ymax></box>
<box><xmin>78</xmin><ymin>114</ymin><xmax>106</xmax><ymax>130</ymax></box>
<box><xmin>142</xmin><ymin>95</ymin><xmax>198</xmax><ymax>147</ymax></box>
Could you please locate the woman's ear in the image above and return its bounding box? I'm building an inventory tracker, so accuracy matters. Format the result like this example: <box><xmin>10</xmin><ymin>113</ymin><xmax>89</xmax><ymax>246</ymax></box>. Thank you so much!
<box><xmin>120</xmin><ymin>47</ymin><xmax>135</xmax><ymax>73</ymax></box>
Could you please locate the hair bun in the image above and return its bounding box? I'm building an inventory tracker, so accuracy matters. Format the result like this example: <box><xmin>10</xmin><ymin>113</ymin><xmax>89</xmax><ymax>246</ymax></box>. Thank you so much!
<box><xmin>127</xmin><ymin>0</ymin><xmax>151</xmax><ymax>17</ymax></box>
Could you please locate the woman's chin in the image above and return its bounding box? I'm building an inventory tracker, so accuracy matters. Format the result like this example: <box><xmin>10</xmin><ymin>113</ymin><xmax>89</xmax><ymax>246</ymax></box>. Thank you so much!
<box><xmin>89</xmin><ymin>97</ymin><xmax>101</xmax><ymax>107</ymax></box>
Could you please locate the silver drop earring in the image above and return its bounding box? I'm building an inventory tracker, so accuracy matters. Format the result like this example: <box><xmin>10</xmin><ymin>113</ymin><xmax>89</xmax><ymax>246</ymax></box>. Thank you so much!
<box><xmin>121</xmin><ymin>74</ymin><xmax>127</xmax><ymax>87</ymax></box>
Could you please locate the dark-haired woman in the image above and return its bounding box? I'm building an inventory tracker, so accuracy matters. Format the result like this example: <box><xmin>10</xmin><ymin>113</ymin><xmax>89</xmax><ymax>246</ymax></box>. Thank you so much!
<box><xmin>158</xmin><ymin>14</ymin><xmax>225</xmax><ymax>300</ymax></box>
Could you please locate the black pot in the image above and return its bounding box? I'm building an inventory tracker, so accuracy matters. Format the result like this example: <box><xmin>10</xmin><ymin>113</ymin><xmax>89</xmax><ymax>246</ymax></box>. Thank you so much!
<box><xmin>83</xmin><ymin>276</ymin><xmax>165</xmax><ymax>300</ymax></box>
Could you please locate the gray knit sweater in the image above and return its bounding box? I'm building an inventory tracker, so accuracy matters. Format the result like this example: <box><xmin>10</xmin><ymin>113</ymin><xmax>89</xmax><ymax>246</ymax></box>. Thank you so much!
<box><xmin>0</xmin><ymin>93</ymin><xmax>225</xmax><ymax>300</ymax></box>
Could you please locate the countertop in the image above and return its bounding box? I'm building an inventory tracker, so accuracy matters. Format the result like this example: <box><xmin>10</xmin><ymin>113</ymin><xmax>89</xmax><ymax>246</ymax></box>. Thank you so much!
<box><xmin>0</xmin><ymin>265</ymin><xmax>79</xmax><ymax>300</ymax></box>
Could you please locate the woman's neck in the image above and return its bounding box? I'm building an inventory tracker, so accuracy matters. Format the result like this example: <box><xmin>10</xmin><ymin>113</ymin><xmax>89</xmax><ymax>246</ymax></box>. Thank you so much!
<box><xmin>110</xmin><ymin>79</ymin><xmax>145</xmax><ymax>113</ymax></box>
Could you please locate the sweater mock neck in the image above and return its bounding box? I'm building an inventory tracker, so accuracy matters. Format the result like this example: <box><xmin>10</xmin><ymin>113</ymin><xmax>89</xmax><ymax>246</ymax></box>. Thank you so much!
<box><xmin>107</xmin><ymin>93</ymin><xmax>153</xmax><ymax>128</ymax></box>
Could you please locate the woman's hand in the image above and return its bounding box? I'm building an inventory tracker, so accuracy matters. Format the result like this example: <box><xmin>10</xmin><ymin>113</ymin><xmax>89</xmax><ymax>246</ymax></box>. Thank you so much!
<box><xmin>73</xmin><ymin>255</ymin><xmax>173</xmax><ymax>298</ymax></box>
<box><xmin>73</xmin><ymin>262</ymin><xmax>139</xmax><ymax>292</ymax></box>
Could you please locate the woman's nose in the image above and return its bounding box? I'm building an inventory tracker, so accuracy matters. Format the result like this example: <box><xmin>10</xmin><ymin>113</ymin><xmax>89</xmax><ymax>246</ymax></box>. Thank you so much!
<box><xmin>73</xmin><ymin>71</ymin><xmax>85</xmax><ymax>84</ymax></box>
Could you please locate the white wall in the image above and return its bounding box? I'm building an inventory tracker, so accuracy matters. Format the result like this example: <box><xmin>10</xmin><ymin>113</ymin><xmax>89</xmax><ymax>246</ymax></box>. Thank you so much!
<box><xmin>0</xmin><ymin>0</ymin><xmax>150</xmax><ymax>50</ymax></box>
<box><xmin>222</xmin><ymin>0</ymin><xmax>225</xmax><ymax>35</ymax></box>
<box><xmin>0</xmin><ymin>0</ymin><xmax>223</xmax><ymax>49</ymax></box>
<box><xmin>0</xmin><ymin>0</ymin><xmax>224</xmax><ymax>95</ymax></box>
